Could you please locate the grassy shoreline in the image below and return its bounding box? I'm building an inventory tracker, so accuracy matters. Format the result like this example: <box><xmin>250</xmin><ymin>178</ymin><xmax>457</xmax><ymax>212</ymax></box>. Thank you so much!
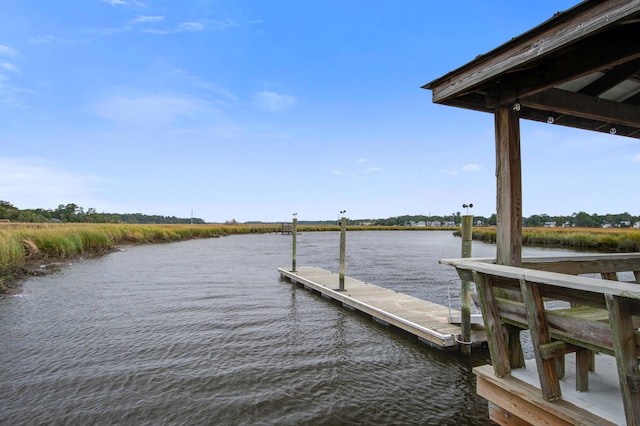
<box><xmin>0</xmin><ymin>223</ymin><xmax>279</xmax><ymax>293</ymax></box>
<box><xmin>2</xmin><ymin>223</ymin><xmax>639</xmax><ymax>293</ymax></box>
<box><xmin>470</xmin><ymin>227</ymin><xmax>640</xmax><ymax>252</ymax></box>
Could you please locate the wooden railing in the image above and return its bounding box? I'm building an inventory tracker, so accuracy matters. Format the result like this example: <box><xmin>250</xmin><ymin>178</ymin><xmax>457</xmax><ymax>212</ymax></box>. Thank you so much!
<box><xmin>440</xmin><ymin>254</ymin><xmax>640</xmax><ymax>425</ymax></box>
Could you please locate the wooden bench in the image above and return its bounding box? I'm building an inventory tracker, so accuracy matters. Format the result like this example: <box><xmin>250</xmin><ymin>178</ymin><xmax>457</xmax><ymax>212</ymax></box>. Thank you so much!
<box><xmin>441</xmin><ymin>255</ymin><xmax>640</xmax><ymax>425</ymax></box>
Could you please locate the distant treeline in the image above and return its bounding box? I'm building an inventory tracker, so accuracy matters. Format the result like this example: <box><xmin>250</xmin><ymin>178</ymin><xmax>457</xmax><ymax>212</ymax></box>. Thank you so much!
<box><xmin>3</xmin><ymin>200</ymin><xmax>638</xmax><ymax>228</ymax></box>
<box><xmin>0</xmin><ymin>201</ymin><xmax>205</xmax><ymax>224</ymax></box>
<box><xmin>348</xmin><ymin>211</ymin><xmax>639</xmax><ymax>228</ymax></box>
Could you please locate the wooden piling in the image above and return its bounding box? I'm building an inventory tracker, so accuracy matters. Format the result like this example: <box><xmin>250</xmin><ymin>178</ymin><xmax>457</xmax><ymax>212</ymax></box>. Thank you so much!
<box><xmin>339</xmin><ymin>216</ymin><xmax>346</xmax><ymax>291</ymax></box>
<box><xmin>292</xmin><ymin>217</ymin><xmax>297</xmax><ymax>272</ymax></box>
<box><xmin>461</xmin><ymin>214</ymin><xmax>473</xmax><ymax>355</ymax></box>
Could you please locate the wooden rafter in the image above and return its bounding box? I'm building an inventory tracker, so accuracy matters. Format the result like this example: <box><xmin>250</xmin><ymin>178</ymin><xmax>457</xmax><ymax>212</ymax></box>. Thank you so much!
<box><xmin>579</xmin><ymin>57</ymin><xmax>640</xmax><ymax>96</ymax></box>
<box><xmin>521</xmin><ymin>88</ymin><xmax>640</xmax><ymax>128</ymax></box>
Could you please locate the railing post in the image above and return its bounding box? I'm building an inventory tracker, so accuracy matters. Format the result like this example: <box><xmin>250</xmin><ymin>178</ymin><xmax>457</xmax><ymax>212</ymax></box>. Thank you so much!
<box><xmin>339</xmin><ymin>212</ymin><xmax>347</xmax><ymax>291</ymax></box>
<box><xmin>461</xmin><ymin>214</ymin><xmax>473</xmax><ymax>355</ymax></box>
<box><xmin>292</xmin><ymin>214</ymin><xmax>297</xmax><ymax>272</ymax></box>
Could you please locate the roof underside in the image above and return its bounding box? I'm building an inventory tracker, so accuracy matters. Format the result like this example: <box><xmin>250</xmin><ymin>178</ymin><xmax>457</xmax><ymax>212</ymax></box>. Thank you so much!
<box><xmin>424</xmin><ymin>0</ymin><xmax>640</xmax><ymax>139</ymax></box>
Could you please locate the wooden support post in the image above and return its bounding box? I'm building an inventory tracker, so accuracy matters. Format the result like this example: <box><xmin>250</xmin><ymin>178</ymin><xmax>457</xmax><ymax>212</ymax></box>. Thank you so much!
<box><xmin>576</xmin><ymin>348</ymin><xmax>591</xmax><ymax>392</ymax></box>
<box><xmin>520</xmin><ymin>278</ymin><xmax>562</xmax><ymax>401</ymax></box>
<box><xmin>339</xmin><ymin>215</ymin><xmax>346</xmax><ymax>291</ymax></box>
<box><xmin>605</xmin><ymin>293</ymin><xmax>640</xmax><ymax>425</ymax></box>
<box><xmin>494</xmin><ymin>106</ymin><xmax>526</xmax><ymax>369</ymax></box>
<box><xmin>473</xmin><ymin>271</ymin><xmax>511</xmax><ymax>377</ymax></box>
<box><xmin>292</xmin><ymin>216</ymin><xmax>297</xmax><ymax>272</ymax></box>
<box><xmin>494</xmin><ymin>105</ymin><xmax>522</xmax><ymax>267</ymax></box>
<box><xmin>460</xmin><ymin>214</ymin><xmax>473</xmax><ymax>355</ymax></box>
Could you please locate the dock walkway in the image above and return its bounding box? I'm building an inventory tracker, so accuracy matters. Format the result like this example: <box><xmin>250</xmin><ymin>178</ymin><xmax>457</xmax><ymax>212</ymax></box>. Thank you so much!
<box><xmin>278</xmin><ymin>266</ymin><xmax>486</xmax><ymax>350</ymax></box>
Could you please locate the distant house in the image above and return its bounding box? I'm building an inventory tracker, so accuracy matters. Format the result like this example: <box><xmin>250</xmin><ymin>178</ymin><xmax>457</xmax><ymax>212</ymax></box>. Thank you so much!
<box><xmin>0</xmin><ymin>219</ymin><xmax>10</xmax><ymax>223</ymax></box>
<box><xmin>443</xmin><ymin>221</ymin><xmax>456</xmax><ymax>227</ymax></box>
<box><xmin>619</xmin><ymin>221</ymin><xmax>631</xmax><ymax>227</ymax></box>
<box><xmin>634</xmin><ymin>222</ymin><xmax>640</xmax><ymax>229</ymax></box>
<box><xmin>602</xmin><ymin>222</ymin><xmax>613</xmax><ymax>228</ymax></box>
<box><xmin>543</xmin><ymin>221</ymin><xmax>556</xmax><ymax>228</ymax></box>
<box><xmin>431</xmin><ymin>220</ymin><xmax>442</xmax><ymax>227</ymax></box>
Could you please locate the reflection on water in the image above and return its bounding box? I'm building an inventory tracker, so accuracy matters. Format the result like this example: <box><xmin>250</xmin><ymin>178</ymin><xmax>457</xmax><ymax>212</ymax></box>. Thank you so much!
<box><xmin>0</xmin><ymin>231</ymin><xmax>576</xmax><ymax>425</ymax></box>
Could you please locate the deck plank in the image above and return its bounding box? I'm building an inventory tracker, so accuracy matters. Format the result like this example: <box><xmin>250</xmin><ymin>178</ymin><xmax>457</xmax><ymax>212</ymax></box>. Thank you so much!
<box><xmin>279</xmin><ymin>266</ymin><xmax>486</xmax><ymax>350</ymax></box>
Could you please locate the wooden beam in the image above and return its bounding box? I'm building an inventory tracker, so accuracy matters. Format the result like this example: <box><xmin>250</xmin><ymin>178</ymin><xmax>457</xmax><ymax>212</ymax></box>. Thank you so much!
<box><xmin>487</xmin><ymin>24</ymin><xmax>640</xmax><ymax>107</ymax></box>
<box><xmin>427</xmin><ymin>0</ymin><xmax>640</xmax><ymax>104</ymax></box>
<box><xmin>521</xmin><ymin>88</ymin><xmax>640</xmax><ymax>128</ymax></box>
<box><xmin>495</xmin><ymin>106</ymin><xmax>522</xmax><ymax>267</ymax></box>
<box><xmin>447</xmin><ymin>259</ymin><xmax>640</xmax><ymax>300</ymax></box>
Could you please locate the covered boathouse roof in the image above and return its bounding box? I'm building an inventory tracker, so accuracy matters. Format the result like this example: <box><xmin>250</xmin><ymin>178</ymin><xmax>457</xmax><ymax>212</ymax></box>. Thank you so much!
<box><xmin>423</xmin><ymin>0</ymin><xmax>640</xmax><ymax>139</ymax></box>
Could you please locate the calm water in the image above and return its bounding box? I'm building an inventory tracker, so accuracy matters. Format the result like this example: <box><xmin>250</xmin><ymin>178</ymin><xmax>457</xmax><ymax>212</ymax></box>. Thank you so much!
<box><xmin>0</xmin><ymin>231</ymin><xmax>576</xmax><ymax>425</ymax></box>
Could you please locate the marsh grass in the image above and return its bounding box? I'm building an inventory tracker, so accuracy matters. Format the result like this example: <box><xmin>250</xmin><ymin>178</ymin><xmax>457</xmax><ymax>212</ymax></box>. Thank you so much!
<box><xmin>4</xmin><ymin>223</ymin><xmax>636</xmax><ymax>293</ymax></box>
<box><xmin>472</xmin><ymin>227</ymin><xmax>640</xmax><ymax>252</ymax></box>
<box><xmin>0</xmin><ymin>223</ymin><xmax>277</xmax><ymax>292</ymax></box>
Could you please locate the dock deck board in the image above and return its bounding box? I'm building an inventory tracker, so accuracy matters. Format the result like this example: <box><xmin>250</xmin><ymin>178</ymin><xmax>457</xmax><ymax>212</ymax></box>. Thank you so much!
<box><xmin>475</xmin><ymin>354</ymin><xmax>623</xmax><ymax>425</ymax></box>
<box><xmin>278</xmin><ymin>266</ymin><xmax>486</xmax><ymax>350</ymax></box>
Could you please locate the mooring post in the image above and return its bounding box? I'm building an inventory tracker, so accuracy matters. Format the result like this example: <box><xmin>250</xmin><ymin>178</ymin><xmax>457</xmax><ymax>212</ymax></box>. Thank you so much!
<box><xmin>292</xmin><ymin>214</ymin><xmax>297</xmax><ymax>272</ymax></box>
<box><xmin>461</xmin><ymin>211</ymin><xmax>474</xmax><ymax>355</ymax></box>
<box><xmin>339</xmin><ymin>211</ymin><xmax>347</xmax><ymax>291</ymax></box>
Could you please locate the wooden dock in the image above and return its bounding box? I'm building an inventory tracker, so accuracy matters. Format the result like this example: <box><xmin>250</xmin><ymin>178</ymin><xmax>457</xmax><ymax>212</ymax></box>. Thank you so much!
<box><xmin>278</xmin><ymin>266</ymin><xmax>486</xmax><ymax>350</ymax></box>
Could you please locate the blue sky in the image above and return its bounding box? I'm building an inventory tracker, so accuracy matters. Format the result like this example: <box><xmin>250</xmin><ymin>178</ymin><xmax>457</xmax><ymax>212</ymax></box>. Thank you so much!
<box><xmin>2</xmin><ymin>1</ymin><xmax>638</xmax><ymax>223</ymax></box>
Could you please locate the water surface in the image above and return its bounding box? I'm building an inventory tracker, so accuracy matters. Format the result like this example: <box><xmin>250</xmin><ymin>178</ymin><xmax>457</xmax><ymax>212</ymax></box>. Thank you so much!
<box><xmin>0</xmin><ymin>231</ymin><xmax>575</xmax><ymax>425</ymax></box>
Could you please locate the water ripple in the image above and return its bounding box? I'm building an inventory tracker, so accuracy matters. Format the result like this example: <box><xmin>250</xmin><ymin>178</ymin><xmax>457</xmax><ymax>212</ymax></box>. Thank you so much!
<box><xmin>1</xmin><ymin>232</ymin><xmax>569</xmax><ymax>425</ymax></box>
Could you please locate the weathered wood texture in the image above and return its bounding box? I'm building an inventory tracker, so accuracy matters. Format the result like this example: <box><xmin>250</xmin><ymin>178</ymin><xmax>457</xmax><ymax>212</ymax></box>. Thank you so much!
<box><xmin>426</xmin><ymin>0</ymin><xmax>640</xmax><ymax>105</ymax></box>
<box><xmin>475</xmin><ymin>364</ymin><xmax>618</xmax><ymax>426</ymax></box>
<box><xmin>442</xmin><ymin>253</ymin><xmax>640</xmax><ymax>284</ymax></box>
<box><xmin>520</xmin><ymin>278</ymin><xmax>562</xmax><ymax>401</ymax></box>
<box><xmin>278</xmin><ymin>266</ymin><xmax>486</xmax><ymax>350</ymax></box>
<box><xmin>445</xmin><ymin>257</ymin><xmax>640</xmax><ymax>424</ymax></box>
<box><xmin>494</xmin><ymin>106</ymin><xmax>522</xmax><ymax>267</ymax></box>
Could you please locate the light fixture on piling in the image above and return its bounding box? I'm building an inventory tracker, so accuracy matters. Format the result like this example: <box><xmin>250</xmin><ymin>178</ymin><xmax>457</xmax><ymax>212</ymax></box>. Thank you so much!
<box><xmin>512</xmin><ymin>100</ymin><xmax>521</xmax><ymax>112</ymax></box>
<box><xmin>610</xmin><ymin>127</ymin><xmax>617</xmax><ymax>135</ymax></box>
<box><xmin>462</xmin><ymin>203</ymin><xmax>474</xmax><ymax>214</ymax></box>
<box><xmin>547</xmin><ymin>115</ymin><xmax>554</xmax><ymax>124</ymax></box>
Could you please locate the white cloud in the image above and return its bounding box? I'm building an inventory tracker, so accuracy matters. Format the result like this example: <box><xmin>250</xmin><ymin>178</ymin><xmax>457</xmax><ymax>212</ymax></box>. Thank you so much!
<box><xmin>365</xmin><ymin>167</ymin><xmax>382</xmax><ymax>173</ymax></box>
<box><xmin>179</xmin><ymin>22</ymin><xmax>204</xmax><ymax>32</ymax></box>
<box><xmin>0</xmin><ymin>71</ymin><xmax>31</xmax><ymax>108</ymax></box>
<box><xmin>331</xmin><ymin>170</ymin><xmax>344</xmax><ymax>175</ymax></box>
<box><xmin>0</xmin><ymin>157</ymin><xmax>99</xmax><ymax>208</ymax></box>
<box><xmin>172</xmin><ymin>69</ymin><xmax>238</xmax><ymax>103</ymax></box>
<box><xmin>461</xmin><ymin>163</ymin><xmax>482</xmax><ymax>172</ymax></box>
<box><xmin>130</xmin><ymin>15</ymin><xmax>164</xmax><ymax>24</ymax></box>
<box><xmin>253</xmin><ymin>91</ymin><xmax>297</xmax><ymax>112</ymax></box>
<box><xmin>0</xmin><ymin>44</ymin><xmax>19</xmax><ymax>57</ymax></box>
<box><xmin>28</xmin><ymin>35</ymin><xmax>56</xmax><ymax>44</ymax></box>
<box><xmin>632</xmin><ymin>154</ymin><xmax>640</xmax><ymax>163</ymax></box>
<box><xmin>92</xmin><ymin>93</ymin><xmax>212</xmax><ymax>126</ymax></box>
<box><xmin>1</xmin><ymin>62</ymin><xmax>20</xmax><ymax>73</ymax></box>
<box><xmin>101</xmin><ymin>0</ymin><xmax>147</xmax><ymax>7</ymax></box>
<box><xmin>440</xmin><ymin>163</ymin><xmax>483</xmax><ymax>175</ymax></box>
<box><xmin>440</xmin><ymin>167</ymin><xmax>458</xmax><ymax>176</ymax></box>
<box><xmin>141</xmin><ymin>19</ymin><xmax>231</xmax><ymax>34</ymax></box>
<box><xmin>28</xmin><ymin>35</ymin><xmax>88</xmax><ymax>45</ymax></box>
